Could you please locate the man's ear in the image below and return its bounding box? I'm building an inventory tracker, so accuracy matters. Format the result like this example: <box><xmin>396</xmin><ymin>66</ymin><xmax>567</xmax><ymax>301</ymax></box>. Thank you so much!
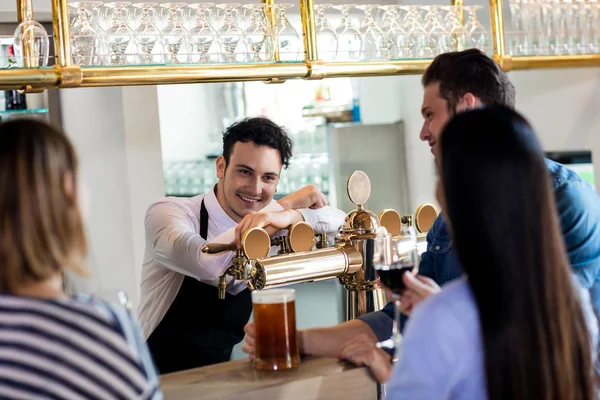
<box><xmin>216</xmin><ymin>156</ymin><xmax>226</xmax><ymax>179</ymax></box>
<box><xmin>459</xmin><ymin>93</ymin><xmax>480</xmax><ymax>111</ymax></box>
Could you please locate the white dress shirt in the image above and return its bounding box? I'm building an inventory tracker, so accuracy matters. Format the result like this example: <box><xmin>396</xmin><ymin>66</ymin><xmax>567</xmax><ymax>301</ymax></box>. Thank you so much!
<box><xmin>138</xmin><ymin>188</ymin><xmax>347</xmax><ymax>339</ymax></box>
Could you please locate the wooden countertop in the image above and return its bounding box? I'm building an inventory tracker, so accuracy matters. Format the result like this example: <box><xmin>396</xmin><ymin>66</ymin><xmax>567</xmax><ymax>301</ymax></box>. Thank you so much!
<box><xmin>160</xmin><ymin>356</ymin><xmax>379</xmax><ymax>400</ymax></box>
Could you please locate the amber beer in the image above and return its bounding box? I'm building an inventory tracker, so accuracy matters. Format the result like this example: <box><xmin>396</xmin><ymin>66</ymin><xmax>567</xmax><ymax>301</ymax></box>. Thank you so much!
<box><xmin>252</xmin><ymin>288</ymin><xmax>300</xmax><ymax>370</ymax></box>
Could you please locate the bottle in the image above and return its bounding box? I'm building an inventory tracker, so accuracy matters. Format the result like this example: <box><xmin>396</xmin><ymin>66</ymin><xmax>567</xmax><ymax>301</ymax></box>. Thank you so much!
<box><xmin>5</xmin><ymin>46</ymin><xmax>27</xmax><ymax>111</ymax></box>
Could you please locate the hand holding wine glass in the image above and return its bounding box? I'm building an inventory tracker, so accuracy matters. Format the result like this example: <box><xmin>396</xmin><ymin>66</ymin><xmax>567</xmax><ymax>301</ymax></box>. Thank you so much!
<box><xmin>373</xmin><ymin>226</ymin><xmax>420</xmax><ymax>350</ymax></box>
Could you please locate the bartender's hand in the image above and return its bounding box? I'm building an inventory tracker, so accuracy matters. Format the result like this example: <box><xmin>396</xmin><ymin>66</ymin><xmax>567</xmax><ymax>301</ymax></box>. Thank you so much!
<box><xmin>338</xmin><ymin>334</ymin><xmax>392</xmax><ymax>383</ymax></box>
<box><xmin>398</xmin><ymin>272</ymin><xmax>441</xmax><ymax>316</ymax></box>
<box><xmin>242</xmin><ymin>322</ymin><xmax>256</xmax><ymax>361</ymax></box>
<box><xmin>234</xmin><ymin>209</ymin><xmax>304</xmax><ymax>247</ymax></box>
<box><xmin>278</xmin><ymin>184</ymin><xmax>328</xmax><ymax>210</ymax></box>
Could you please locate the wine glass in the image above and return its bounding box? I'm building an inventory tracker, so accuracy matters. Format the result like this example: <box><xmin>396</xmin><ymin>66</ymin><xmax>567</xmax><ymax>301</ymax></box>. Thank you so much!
<box><xmin>403</xmin><ymin>5</ymin><xmax>431</xmax><ymax>58</ymax></box>
<box><xmin>464</xmin><ymin>5</ymin><xmax>488</xmax><ymax>52</ymax></box>
<box><xmin>442</xmin><ymin>5</ymin><xmax>468</xmax><ymax>52</ymax></box>
<box><xmin>161</xmin><ymin>3</ymin><xmax>188</xmax><ymax>64</ymax></box>
<box><xmin>422</xmin><ymin>6</ymin><xmax>449</xmax><ymax>56</ymax></box>
<box><xmin>357</xmin><ymin>5</ymin><xmax>383</xmax><ymax>60</ymax></box>
<box><xmin>243</xmin><ymin>4</ymin><xmax>269</xmax><ymax>62</ymax></box>
<box><xmin>105</xmin><ymin>2</ymin><xmax>134</xmax><ymax>65</ymax></box>
<box><xmin>132</xmin><ymin>2</ymin><xmax>160</xmax><ymax>63</ymax></box>
<box><xmin>315</xmin><ymin>4</ymin><xmax>338</xmax><ymax>61</ymax></box>
<box><xmin>334</xmin><ymin>4</ymin><xmax>362</xmax><ymax>61</ymax></box>
<box><xmin>188</xmin><ymin>3</ymin><xmax>217</xmax><ymax>63</ymax></box>
<box><xmin>373</xmin><ymin>226</ymin><xmax>420</xmax><ymax>350</ymax></box>
<box><xmin>217</xmin><ymin>3</ymin><xmax>242</xmax><ymax>62</ymax></box>
<box><xmin>380</xmin><ymin>5</ymin><xmax>406</xmax><ymax>58</ymax></box>
<box><xmin>273</xmin><ymin>4</ymin><xmax>301</xmax><ymax>61</ymax></box>
<box><xmin>69</xmin><ymin>2</ymin><xmax>103</xmax><ymax>65</ymax></box>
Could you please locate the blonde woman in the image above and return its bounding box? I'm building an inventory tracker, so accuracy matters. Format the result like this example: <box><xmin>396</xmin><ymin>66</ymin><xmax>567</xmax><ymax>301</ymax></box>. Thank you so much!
<box><xmin>0</xmin><ymin>119</ymin><xmax>162</xmax><ymax>399</ymax></box>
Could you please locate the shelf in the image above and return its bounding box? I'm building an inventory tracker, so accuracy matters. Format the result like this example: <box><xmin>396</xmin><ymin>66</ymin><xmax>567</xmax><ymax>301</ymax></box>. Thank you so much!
<box><xmin>509</xmin><ymin>54</ymin><xmax>600</xmax><ymax>71</ymax></box>
<box><xmin>0</xmin><ymin>108</ymin><xmax>48</xmax><ymax>115</ymax></box>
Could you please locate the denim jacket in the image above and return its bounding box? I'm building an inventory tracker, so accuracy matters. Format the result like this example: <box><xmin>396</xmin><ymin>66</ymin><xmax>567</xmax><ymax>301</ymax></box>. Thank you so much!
<box><xmin>362</xmin><ymin>159</ymin><xmax>600</xmax><ymax>338</ymax></box>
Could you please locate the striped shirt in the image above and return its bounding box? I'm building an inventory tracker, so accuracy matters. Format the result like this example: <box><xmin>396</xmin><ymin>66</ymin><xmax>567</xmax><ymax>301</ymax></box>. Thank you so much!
<box><xmin>0</xmin><ymin>294</ymin><xmax>162</xmax><ymax>400</ymax></box>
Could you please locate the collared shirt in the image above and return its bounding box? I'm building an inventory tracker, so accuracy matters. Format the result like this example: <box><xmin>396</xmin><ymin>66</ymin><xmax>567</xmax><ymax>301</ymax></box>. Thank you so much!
<box><xmin>386</xmin><ymin>277</ymin><xmax>598</xmax><ymax>400</ymax></box>
<box><xmin>137</xmin><ymin>188</ymin><xmax>347</xmax><ymax>339</ymax></box>
<box><xmin>360</xmin><ymin>159</ymin><xmax>600</xmax><ymax>340</ymax></box>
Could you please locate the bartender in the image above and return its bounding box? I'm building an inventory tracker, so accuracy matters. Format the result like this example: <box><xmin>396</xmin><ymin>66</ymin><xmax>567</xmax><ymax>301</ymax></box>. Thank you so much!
<box><xmin>138</xmin><ymin>117</ymin><xmax>345</xmax><ymax>374</ymax></box>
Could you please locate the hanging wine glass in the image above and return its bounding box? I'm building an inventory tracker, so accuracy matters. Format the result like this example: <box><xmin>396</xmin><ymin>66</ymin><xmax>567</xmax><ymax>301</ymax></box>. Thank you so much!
<box><xmin>132</xmin><ymin>2</ymin><xmax>160</xmax><ymax>64</ymax></box>
<box><xmin>422</xmin><ymin>6</ymin><xmax>449</xmax><ymax>56</ymax></box>
<box><xmin>403</xmin><ymin>5</ymin><xmax>431</xmax><ymax>58</ymax></box>
<box><xmin>105</xmin><ymin>2</ymin><xmax>134</xmax><ymax>65</ymax></box>
<box><xmin>274</xmin><ymin>4</ymin><xmax>301</xmax><ymax>61</ymax></box>
<box><xmin>188</xmin><ymin>3</ymin><xmax>217</xmax><ymax>63</ymax></box>
<box><xmin>357</xmin><ymin>5</ymin><xmax>383</xmax><ymax>60</ymax></box>
<box><xmin>243</xmin><ymin>4</ymin><xmax>270</xmax><ymax>62</ymax></box>
<box><xmin>160</xmin><ymin>3</ymin><xmax>188</xmax><ymax>64</ymax></box>
<box><xmin>13</xmin><ymin>6</ymin><xmax>49</xmax><ymax>67</ymax></box>
<box><xmin>217</xmin><ymin>3</ymin><xmax>242</xmax><ymax>62</ymax></box>
<box><xmin>442</xmin><ymin>5</ymin><xmax>468</xmax><ymax>52</ymax></box>
<box><xmin>334</xmin><ymin>4</ymin><xmax>362</xmax><ymax>61</ymax></box>
<box><xmin>315</xmin><ymin>4</ymin><xmax>338</xmax><ymax>61</ymax></box>
<box><xmin>464</xmin><ymin>5</ymin><xmax>488</xmax><ymax>52</ymax></box>
<box><xmin>69</xmin><ymin>2</ymin><xmax>102</xmax><ymax>66</ymax></box>
<box><xmin>379</xmin><ymin>6</ymin><xmax>406</xmax><ymax>59</ymax></box>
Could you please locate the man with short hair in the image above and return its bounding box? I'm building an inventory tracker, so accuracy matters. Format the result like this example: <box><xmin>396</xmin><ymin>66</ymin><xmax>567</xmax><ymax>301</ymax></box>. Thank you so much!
<box><xmin>242</xmin><ymin>50</ymin><xmax>600</xmax><ymax>383</ymax></box>
<box><xmin>139</xmin><ymin>117</ymin><xmax>345</xmax><ymax>374</ymax></box>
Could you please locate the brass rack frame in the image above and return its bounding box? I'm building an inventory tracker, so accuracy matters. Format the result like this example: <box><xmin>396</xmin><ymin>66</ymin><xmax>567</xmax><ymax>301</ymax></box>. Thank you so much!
<box><xmin>4</xmin><ymin>0</ymin><xmax>600</xmax><ymax>90</ymax></box>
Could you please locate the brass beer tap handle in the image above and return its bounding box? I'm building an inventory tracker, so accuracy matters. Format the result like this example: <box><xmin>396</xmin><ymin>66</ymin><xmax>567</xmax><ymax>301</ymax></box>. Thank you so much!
<box><xmin>315</xmin><ymin>232</ymin><xmax>329</xmax><ymax>249</ymax></box>
<box><xmin>202</xmin><ymin>242</ymin><xmax>237</xmax><ymax>255</ymax></box>
<box><xmin>218</xmin><ymin>274</ymin><xmax>227</xmax><ymax>300</ymax></box>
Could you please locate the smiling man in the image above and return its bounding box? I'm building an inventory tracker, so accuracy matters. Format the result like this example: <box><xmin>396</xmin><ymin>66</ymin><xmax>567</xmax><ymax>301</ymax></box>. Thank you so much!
<box><xmin>138</xmin><ymin>117</ymin><xmax>345</xmax><ymax>374</ymax></box>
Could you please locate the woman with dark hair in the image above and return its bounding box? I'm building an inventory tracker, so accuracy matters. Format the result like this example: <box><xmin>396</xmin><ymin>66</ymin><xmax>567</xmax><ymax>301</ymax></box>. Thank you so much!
<box><xmin>0</xmin><ymin>119</ymin><xmax>162</xmax><ymax>399</ymax></box>
<box><xmin>343</xmin><ymin>107</ymin><xmax>598</xmax><ymax>399</ymax></box>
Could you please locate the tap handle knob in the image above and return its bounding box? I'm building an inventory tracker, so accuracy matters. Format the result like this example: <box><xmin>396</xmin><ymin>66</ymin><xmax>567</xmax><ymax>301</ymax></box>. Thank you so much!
<box><xmin>202</xmin><ymin>242</ymin><xmax>237</xmax><ymax>254</ymax></box>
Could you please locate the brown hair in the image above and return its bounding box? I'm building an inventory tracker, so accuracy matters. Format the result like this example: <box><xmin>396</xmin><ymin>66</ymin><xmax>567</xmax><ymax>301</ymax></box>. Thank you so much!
<box><xmin>422</xmin><ymin>49</ymin><xmax>516</xmax><ymax>111</ymax></box>
<box><xmin>440</xmin><ymin>107</ymin><xmax>596</xmax><ymax>400</ymax></box>
<box><xmin>0</xmin><ymin>119</ymin><xmax>87</xmax><ymax>293</ymax></box>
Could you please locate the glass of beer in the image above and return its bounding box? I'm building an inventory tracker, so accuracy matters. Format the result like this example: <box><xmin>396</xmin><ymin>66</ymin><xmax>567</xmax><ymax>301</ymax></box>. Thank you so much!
<box><xmin>252</xmin><ymin>288</ymin><xmax>300</xmax><ymax>371</ymax></box>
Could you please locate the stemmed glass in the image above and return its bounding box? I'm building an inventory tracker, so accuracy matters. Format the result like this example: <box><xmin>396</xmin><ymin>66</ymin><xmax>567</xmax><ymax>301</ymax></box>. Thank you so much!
<box><xmin>243</xmin><ymin>4</ymin><xmax>270</xmax><ymax>62</ymax></box>
<box><xmin>442</xmin><ymin>5</ymin><xmax>467</xmax><ymax>52</ymax></box>
<box><xmin>373</xmin><ymin>226</ymin><xmax>420</xmax><ymax>350</ymax></box>
<box><xmin>161</xmin><ymin>3</ymin><xmax>188</xmax><ymax>63</ymax></box>
<box><xmin>315</xmin><ymin>4</ymin><xmax>338</xmax><ymax>61</ymax></box>
<box><xmin>217</xmin><ymin>3</ymin><xmax>242</xmax><ymax>62</ymax></box>
<box><xmin>274</xmin><ymin>4</ymin><xmax>301</xmax><ymax>61</ymax></box>
<box><xmin>422</xmin><ymin>6</ymin><xmax>449</xmax><ymax>56</ymax></box>
<box><xmin>403</xmin><ymin>5</ymin><xmax>431</xmax><ymax>58</ymax></box>
<box><xmin>188</xmin><ymin>3</ymin><xmax>217</xmax><ymax>63</ymax></box>
<box><xmin>334</xmin><ymin>4</ymin><xmax>362</xmax><ymax>61</ymax></box>
<box><xmin>464</xmin><ymin>5</ymin><xmax>488</xmax><ymax>52</ymax></box>
<box><xmin>132</xmin><ymin>2</ymin><xmax>160</xmax><ymax>63</ymax></box>
<box><xmin>105</xmin><ymin>2</ymin><xmax>134</xmax><ymax>65</ymax></box>
<box><xmin>379</xmin><ymin>6</ymin><xmax>406</xmax><ymax>59</ymax></box>
<box><xmin>70</xmin><ymin>2</ymin><xmax>103</xmax><ymax>65</ymax></box>
<box><xmin>357</xmin><ymin>5</ymin><xmax>383</xmax><ymax>60</ymax></box>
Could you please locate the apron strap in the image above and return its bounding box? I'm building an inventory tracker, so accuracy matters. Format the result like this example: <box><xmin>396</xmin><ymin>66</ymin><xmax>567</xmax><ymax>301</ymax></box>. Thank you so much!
<box><xmin>200</xmin><ymin>199</ymin><xmax>209</xmax><ymax>240</ymax></box>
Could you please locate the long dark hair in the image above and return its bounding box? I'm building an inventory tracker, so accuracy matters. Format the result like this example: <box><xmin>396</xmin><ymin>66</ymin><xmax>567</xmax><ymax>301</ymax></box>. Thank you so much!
<box><xmin>439</xmin><ymin>107</ymin><xmax>595</xmax><ymax>400</ymax></box>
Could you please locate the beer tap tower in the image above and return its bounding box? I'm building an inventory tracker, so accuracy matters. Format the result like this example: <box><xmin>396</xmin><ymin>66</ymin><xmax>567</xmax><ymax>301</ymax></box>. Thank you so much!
<box><xmin>202</xmin><ymin>171</ymin><xmax>437</xmax><ymax>320</ymax></box>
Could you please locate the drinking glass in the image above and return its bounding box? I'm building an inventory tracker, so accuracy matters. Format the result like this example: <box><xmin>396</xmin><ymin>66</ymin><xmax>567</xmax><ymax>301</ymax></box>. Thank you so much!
<box><xmin>133</xmin><ymin>2</ymin><xmax>160</xmax><ymax>63</ymax></box>
<box><xmin>252</xmin><ymin>288</ymin><xmax>300</xmax><ymax>371</ymax></box>
<box><xmin>464</xmin><ymin>5</ymin><xmax>488</xmax><ymax>52</ymax></box>
<box><xmin>403</xmin><ymin>5</ymin><xmax>431</xmax><ymax>58</ymax></box>
<box><xmin>422</xmin><ymin>6</ymin><xmax>449</xmax><ymax>56</ymax></box>
<box><xmin>161</xmin><ymin>3</ymin><xmax>188</xmax><ymax>63</ymax></box>
<box><xmin>188</xmin><ymin>3</ymin><xmax>217</xmax><ymax>63</ymax></box>
<box><xmin>315</xmin><ymin>4</ymin><xmax>338</xmax><ymax>61</ymax></box>
<box><xmin>13</xmin><ymin>5</ymin><xmax>49</xmax><ymax>68</ymax></box>
<box><xmin>442</xmin><ymin>5</ymin><xmax>467</xmax><ymax>52</ymax></box>
<box><xmin>105</xmin><ymin>2</ymin><xmax>134</xmax><ymax>65</ymax></box>
<box><xmin>217</xmin><ymin>3</ymin><xmax>242</xmax><ymax>62</ymax></box>
<box><xmin>357</xmin><ymin>5</ymin><xmax>383</xmax><ymax>59</ymax></box>
<box><xmin>243</xmin><ymin>4</ymin><xmax>270</xmax><ymax>62</ymax></box>
<box><xmin>334</xmin><ymin>4</ymin><xmax>362</xmax><ymax>61</ymax></box>
<box><xmin>379</xmin><ymin>5</ymin><xmax>406</xmax><ymax>58</ymax></box>
<box><xmin>273</xmin><ymin>4</ymin><xmax>301</xmax><ymax>61</ymax></box>
<box><xmin>373</xmin><ymin>226</ymin><xmax>420</xmax><ymax>350</ymax></box>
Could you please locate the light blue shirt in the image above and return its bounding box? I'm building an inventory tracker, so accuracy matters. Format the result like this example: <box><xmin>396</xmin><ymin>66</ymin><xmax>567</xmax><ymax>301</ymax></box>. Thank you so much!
<box><xmin>385</xmin><ymin>278</ymin><xmax>598</xmax><ymax>400</ymax></box>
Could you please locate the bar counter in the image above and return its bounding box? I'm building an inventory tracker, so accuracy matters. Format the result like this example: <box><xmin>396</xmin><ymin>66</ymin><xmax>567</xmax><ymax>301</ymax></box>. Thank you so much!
<box><xmin>160</xmin><ymin>356</ymin><xmax>378</xmax><ymax>400</ymax></box>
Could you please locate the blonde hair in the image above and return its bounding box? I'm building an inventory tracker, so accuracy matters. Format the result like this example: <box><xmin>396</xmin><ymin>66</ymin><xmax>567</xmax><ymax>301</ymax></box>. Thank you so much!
<box><xmin>0</xmin><ymin>119</ymin><xmax>87</xmax><ymax>293</ymax></box>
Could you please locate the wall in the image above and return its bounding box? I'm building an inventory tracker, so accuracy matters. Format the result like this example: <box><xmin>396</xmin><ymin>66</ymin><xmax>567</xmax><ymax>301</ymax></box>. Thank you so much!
<box><xmin>60</xmin><ymin>86</ymin><xmax>164</xmax><ymax>310</ymax></box>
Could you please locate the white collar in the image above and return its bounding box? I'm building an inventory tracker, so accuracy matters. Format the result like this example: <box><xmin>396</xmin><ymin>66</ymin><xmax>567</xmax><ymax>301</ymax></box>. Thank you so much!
<box><xmin>203</xmin><ymin>185</ymin><xmax>238</xmax><ymax>232</ymax></box>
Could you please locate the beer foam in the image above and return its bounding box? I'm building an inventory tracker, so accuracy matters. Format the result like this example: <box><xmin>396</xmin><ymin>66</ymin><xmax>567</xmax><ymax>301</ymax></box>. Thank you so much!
<box><xmin>252</xmin><ymin>288</ymin><xmax>296</xmax><ymax>304</ymax></box>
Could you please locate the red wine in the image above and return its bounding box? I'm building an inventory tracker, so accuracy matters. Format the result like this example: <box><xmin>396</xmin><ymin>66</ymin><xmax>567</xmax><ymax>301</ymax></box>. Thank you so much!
<box><xmin>377</xmin><ymin>265</ymin><xmax>417</xmax><ymax>294</ymax></box>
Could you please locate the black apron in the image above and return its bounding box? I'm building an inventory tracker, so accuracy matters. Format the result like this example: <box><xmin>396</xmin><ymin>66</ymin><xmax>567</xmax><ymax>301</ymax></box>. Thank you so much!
<box><xmin>147</xmin><ymin>200</ymin><xmax>253</xmax><ymax>375</ymax></box>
